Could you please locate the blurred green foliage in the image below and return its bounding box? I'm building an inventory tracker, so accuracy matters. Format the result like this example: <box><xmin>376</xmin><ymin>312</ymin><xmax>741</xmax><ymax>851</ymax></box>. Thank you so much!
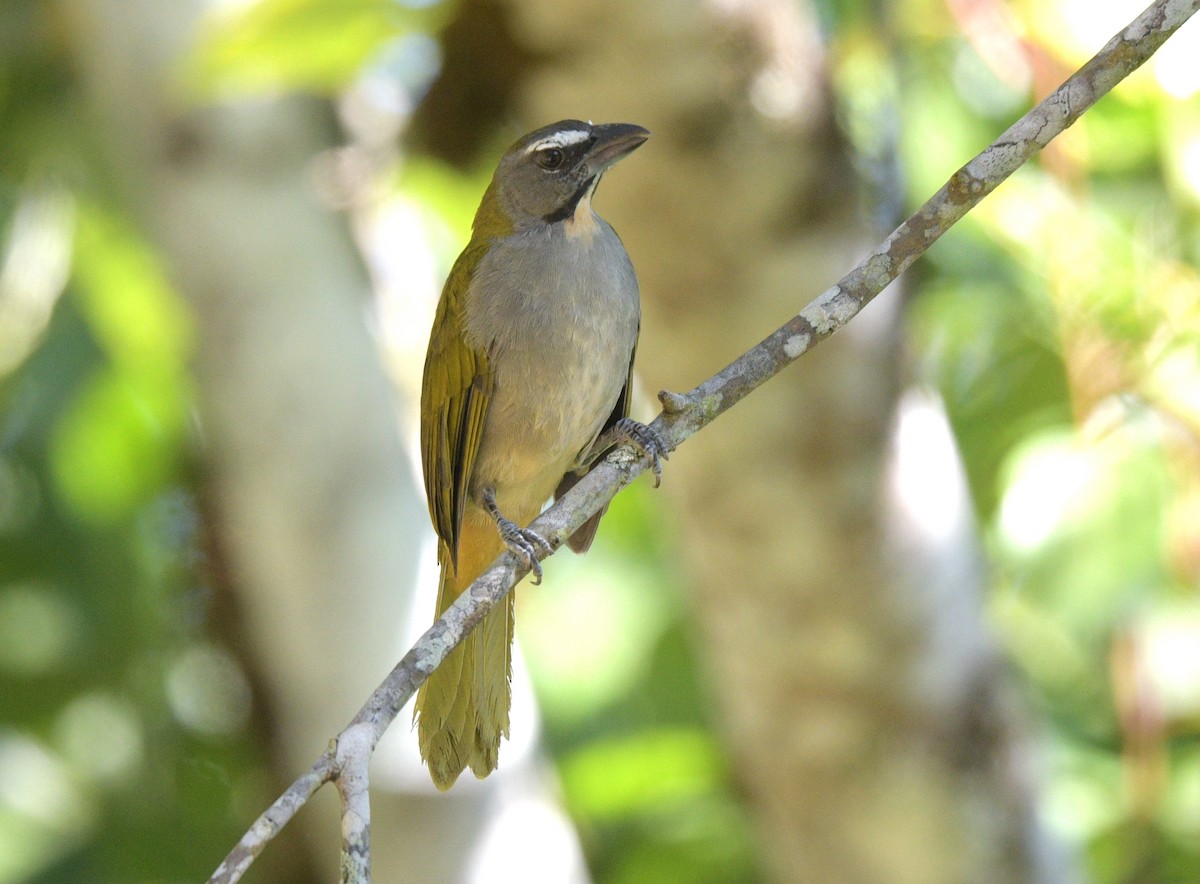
<box><xmin>0</xmin><ymin>6</ymin><xmax>276</xmax><ymax>879</ymax></box>
<box><xmin>3</xmin><ymin>0</ymin><xmax>1199</xmax><ymax>882</ymax></box>
<box><xmin>0</xmin><ymin>192</ymin><xmax>271</xmax><ymax>879</ymax></box>
<box><xmin>50</xmin><ymin>205</ymin><xmax>193</xmax><ymax>524</ymax></box>
<box><xmin>182</xmin><ymin>0</ymin><xmax>441</xmax><ymax>98</ymax></box>
<box><xmin>831</xmin><ymin>1</ymin><xmax>1200</xmax><ymax>880</ymax></box>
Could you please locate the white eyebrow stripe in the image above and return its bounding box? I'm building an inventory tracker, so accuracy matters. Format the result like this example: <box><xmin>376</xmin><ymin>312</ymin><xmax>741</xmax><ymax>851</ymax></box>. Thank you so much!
<box><xmin>524</xmin><ymin>130</ymin><xmax>591</xmax><ymax>153</ymax></box>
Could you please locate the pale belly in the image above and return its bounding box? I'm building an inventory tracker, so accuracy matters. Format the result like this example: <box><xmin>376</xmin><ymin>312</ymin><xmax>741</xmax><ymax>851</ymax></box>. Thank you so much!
<box><xmin>471</xmin><ymin>323</ymin><xmax>632</xmax><ymax>515</ymax></box>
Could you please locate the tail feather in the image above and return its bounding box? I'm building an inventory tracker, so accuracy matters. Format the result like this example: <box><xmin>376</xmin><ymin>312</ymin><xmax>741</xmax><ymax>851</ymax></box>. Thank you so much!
<box><xmin>470</xmin><ymin>576</ymin><xmax>513</xmax><ymax>777</ymax></box>
<box><xmin>415</xmin><ymin>510</ymin><xmax>530</xmax><ymax>789</ymax></box>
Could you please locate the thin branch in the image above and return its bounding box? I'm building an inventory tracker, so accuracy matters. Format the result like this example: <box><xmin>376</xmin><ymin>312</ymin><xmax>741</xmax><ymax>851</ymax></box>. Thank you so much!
<box><xmin>207</xmin><ymin>0</ymin><xmax>1198</xmax><ymax>879</ymax></box>
<box><xmin>208</xmin><ymin>749</ymin><xmax>336</xmax><ymax>884</ymax></box>
<box><xmin>334</xmin><ymin>724</ymin><xmax>373</xmax><ymax>884</ymax></box>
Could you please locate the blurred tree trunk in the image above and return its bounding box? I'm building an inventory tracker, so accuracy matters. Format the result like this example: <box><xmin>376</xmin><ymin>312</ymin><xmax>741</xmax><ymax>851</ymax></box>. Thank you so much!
<box><xmin>62</xmin><ymin>2</ymin><xmax>438</xmax><ymax>880</ymax></box>
<box><xmin>464</xmin><ymin>0</ymin><xmax>1065</xmax><ymax>880</ymax></box>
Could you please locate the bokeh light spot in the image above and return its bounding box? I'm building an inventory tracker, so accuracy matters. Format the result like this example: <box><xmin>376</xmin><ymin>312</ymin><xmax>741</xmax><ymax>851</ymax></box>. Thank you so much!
<box><xmin>0</xmin><ymin>584</ymin><xmax>80</xmax><ymax>676</ymax></box>
<box><xmin>166</xmin><ymin>644</ymin><xmax>253</xmax><ymax>737</ymax></box>
<box><xmin>55</xmin><ymin>693</ymin><xmax>144</xmax><ymax>782</ymax></box>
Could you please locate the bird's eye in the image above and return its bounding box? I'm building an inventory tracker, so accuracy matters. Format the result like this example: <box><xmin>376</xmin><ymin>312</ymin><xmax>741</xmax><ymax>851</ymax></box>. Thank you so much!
<box><xmin>536</xmin><ymin>148</ymin><xmax>565</xmax><ymax>170</ymax></box>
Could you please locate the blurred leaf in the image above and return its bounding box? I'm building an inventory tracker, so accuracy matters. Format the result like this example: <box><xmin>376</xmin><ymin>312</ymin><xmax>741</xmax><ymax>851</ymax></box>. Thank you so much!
<box><xmin>604</xmin><ymin>796</ymin><xmax>761</xmax><ymax>884</ymax></box>
<box><xmin>71</xmin><ymin>205</ymin><xmax>193</xmax><ymax>374</ymax></box>
<box><xmin>49</xmin><ymin>368</ymin><xmax>183</xmax><ymax>524</ymax></box>
<box><xmin>1078</xmin><ymin>96</ymin><xmax>1163</xmax><ymax>177</ymax></box>
<box><xmin>522</xmin><ymin>558</ymin><xmax>673</xmax><ymax>727</ymax></box>
<box><xmin>43</xmin><ymin>204</ymin><xmax>193</xmax><ymax>525</ymax></box>
<box><xmin>560</xmin><ymin>728</ymin><xmax>723</xmax><ymax>822</ymax></box>
<box><xmin>910</xmin><ymin>279</ymin><xmax>1072</xmax><ymax>518</ymax></box>
<box><xmin>898</xmin><ymin>42</ymin><xmax>1000</xmax><ymax>200</ymax></box>
<box><xmin>995</xmin><ymin>420</ymin><xmax>1174</xmax><ymax>632</ymax></box>
<box><xmin>183</xmin><ymin>0</ymin><xmax>443</xmax><ymax>97</ymax></box>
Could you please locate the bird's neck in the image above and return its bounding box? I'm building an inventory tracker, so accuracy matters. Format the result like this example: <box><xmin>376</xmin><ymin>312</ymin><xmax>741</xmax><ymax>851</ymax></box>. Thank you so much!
<box><xmin>471</xmin><ymin>176</ymin><xmax>604</xmax><ymax>242</ymax></box>
<box><xmin>471</xmin><ymin>181</ymin><xmax>516</xmax><ymax>240</ymax></box>
<box><xmin>562</xmin><ymin>189</ymin><xmax>599</xmax><ymax>242</ymax></box>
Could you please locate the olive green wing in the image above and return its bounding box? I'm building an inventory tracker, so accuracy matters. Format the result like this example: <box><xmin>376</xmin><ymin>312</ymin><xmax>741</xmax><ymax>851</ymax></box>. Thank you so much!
<box><xmin>420</xmin><ymin>242</ymin><xmax>493</xmax><ymax>567</ymax></box>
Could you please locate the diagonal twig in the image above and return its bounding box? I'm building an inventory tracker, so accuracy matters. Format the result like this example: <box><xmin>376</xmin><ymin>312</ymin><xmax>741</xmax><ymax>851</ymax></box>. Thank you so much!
<box><xmin>209</xmin><ymin>749</ymin><xmax>336</xmax><ymax>884</ymax></box>
<box><xmin>207</xmin><ymin>1</ymin><xmax>1199</xmax><ymax>879</ymax></box>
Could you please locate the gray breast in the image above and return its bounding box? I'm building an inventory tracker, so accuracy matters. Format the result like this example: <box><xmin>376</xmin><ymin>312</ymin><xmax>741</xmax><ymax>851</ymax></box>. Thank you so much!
<box><xmin>464</xmin><ymin>218</ymin><xmax>640</xmax><ymax>501</ymax></box>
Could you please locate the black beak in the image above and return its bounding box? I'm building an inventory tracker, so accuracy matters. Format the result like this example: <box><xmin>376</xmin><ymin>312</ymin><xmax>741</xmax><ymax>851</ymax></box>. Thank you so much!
<box><xmin>586</xmin><ymin>123</ymin><xmax>650</xmax><ymax>171</ymax></box>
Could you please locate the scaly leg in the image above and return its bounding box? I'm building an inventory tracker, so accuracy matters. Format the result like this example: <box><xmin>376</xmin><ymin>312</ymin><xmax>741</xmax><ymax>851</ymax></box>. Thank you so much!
<box><xmin>482</xmin><ymin>488</ymin><xmax>554</xmax><ymax>584</ymax></box>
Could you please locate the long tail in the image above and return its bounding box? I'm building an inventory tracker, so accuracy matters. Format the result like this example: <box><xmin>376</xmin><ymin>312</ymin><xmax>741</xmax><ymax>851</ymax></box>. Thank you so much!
<box><xmin>414</xmin><ymin>511</ymin><xmax>528</xmax><ymax>789</ymax></box>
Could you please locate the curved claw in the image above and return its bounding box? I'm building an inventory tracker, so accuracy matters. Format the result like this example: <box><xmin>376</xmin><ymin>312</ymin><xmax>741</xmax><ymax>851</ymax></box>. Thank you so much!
<box><xmin>614</xmin><ymin>417</ymin><xmax>670</xmax><ymax>488</ymax></box>
<box><xmin>483</xmin><ymin>488</ymin><xmax>553</xmax><ymax>584</ymax></box>
<box><xmin>497</xmin><ymin>521</ymin><xmax>552</xmax><ymax>584</ymax></box>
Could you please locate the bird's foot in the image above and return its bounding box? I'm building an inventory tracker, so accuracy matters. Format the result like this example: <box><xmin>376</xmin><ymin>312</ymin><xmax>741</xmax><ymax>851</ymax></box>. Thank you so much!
<box><xmin>613</xmin><ymin>417</ymin><xmax>670</xmax><ymax>488</ymax></box>
<box><xmin>497</xmin><ymin>519</ymin><xmax>553</xmax><ymax>584</ymax></box>
<box><xmin>483</xmin><ymin>490</ymin><xmax>553</xmax><ymax>584</ymax></box>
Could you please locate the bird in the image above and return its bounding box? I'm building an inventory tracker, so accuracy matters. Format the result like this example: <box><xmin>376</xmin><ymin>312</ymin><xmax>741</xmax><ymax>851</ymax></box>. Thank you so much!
<box><xmin>414</xmin><ymin>119</ymin><xmax>663</xmax><ymax>789</ymax></box>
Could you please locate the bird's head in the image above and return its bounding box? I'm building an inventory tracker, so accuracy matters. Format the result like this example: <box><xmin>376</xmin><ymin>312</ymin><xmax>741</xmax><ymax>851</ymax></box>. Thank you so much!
<box><xmin>474</xmin><ymin>120</ymin><xmax>649</xmax><ymax>236</ymax></box>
